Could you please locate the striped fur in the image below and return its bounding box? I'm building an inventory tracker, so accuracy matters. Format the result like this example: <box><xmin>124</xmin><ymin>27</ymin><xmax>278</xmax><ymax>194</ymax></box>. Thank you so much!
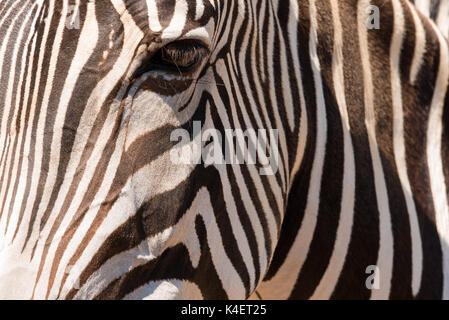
<box><xmin>0</xmin><ymin>0</ymin><xmax>448</xmax><ymax>299</ymax></box>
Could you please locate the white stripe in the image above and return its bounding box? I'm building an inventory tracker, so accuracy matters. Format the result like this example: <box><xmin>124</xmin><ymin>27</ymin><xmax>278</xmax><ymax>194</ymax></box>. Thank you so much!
<box><xmin>256</xmin><ymin>0</ymin><xmax>328</xmax><ymax>299</ymax></box>
<box><xmin>123</xmin><ymin>280</ymin><xmax>203</xmax><ymax>300</ymax></box>
<box><xmin>0</xmin><ymin>2</ymin><xmax>31</xmax><ymax>190</ymax></box>
<box><xmin>195</xmin><ymin>0</ymin><xmax>205</xmax><ymax>21</ymax></box>
<box><xmin>210</xmin><ymin>65</ymin><xmax>277</xmax><ymax>278</ymax></box>
<box><xmin>390</xmin><ymin>0</ymin><xmax>423</xmax><ymax>296</ymax></box>
<box><xmin>202</xmin><ymin>101</ymin><xmax>257</xmax><ymax>293</ymax></box>
<box><xmin>58</xmin><ymin>141</ymin><xmax>195</xmax><ymax>298</ymax></box>
<box><xmin>311</xmin><ymin>0</ymin><xmax>356</xmax><ymax>299</ymax></box>
<box><xmin>415</xmin><ymin>0</ymin><xmax>430</xmax><ymax>17</ymax></box>
<box><xmin>5</xmin><ymin>10</ymin><xmax>41</xmax><ymax>247</ymax></box>
<box><xmin>0</xmin><ymin>0</ymin><xmax>23</xmax><ymax>128</ymax></box>
<box><xmin>266</xmin><ymin>0</ymin><xmax>288</xmax><ymax>191</ymax></box>
<box><xmin>9</xmin><ymin>0</ymin><xmax>55</xmax><ymax>254</ymax></box>
<box><xmin>408</xmin><ymin>1</ymin><xmax>426</xmax><ymax>85</ymax></box>
<box><xmin>146</xmin><ymin>0</ymin><xmax>162</xmax><ymax>32</ymax></box>
<box><xmin>13</xmin><ymin>0</ymin><xmax>67</xmax><ymax>257</ymax></box>
<box><xmin>162</xmin><ymin>0</ymin><xmax>188</xmax><ymax>40</ymax></box>
<box><xmin>288</xmin><ymin>0</ymin><xmax>308</xmax><ymax>191</ymax></box>
<box><xmin>427</xmin><ymin>21</ymin><xmax>449</xmax><ymax>300</ymax></box>
<box><xmin>196</xmin><ymin>188</ymin><xmax>246</xmax><ymax>299</ymax></box>
<box><xmin>215</xmin><ymin>63</ymin><xmax>278</xmax><ymax>261</ymax></box>
<box><xmin>358</xmin><ymin>0</ymin><xmax>394</xmax><ymax>300</ymax></box>
<box><xmin>2</xmin><ymin>3</ymin><xmax>42</xmax><ymax>240</ymax></box>
<box><xmin>436</xmin><ymin>0</ymin><xmax>449</xmax><ymax>38</ymax></box>
<box><xmin>74</xmin><ymin>228</ymin><xmax>174</xmax><ymax>299</ymax></box>
<box><xmin>31</xmin><ymin>0</ymin><xmax>97</xmax><ymax>297</ymax></box>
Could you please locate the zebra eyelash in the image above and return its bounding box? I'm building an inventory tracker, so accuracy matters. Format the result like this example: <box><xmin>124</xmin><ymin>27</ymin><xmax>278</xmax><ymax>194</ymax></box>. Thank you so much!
<box><xmin>132</xmin><ymin>40</ymin><xmax>210</xmax><ymax>80</ymax></box>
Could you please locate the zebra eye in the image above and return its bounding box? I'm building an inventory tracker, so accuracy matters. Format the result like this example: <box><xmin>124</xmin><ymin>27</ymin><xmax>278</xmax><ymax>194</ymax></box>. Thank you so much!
<box><xmin>133</xmin><ymin>40</ymin><xmax>209</xmax><ymax>79</ymax></box>
<box><xmin>159</xmin><ymin>40</ymin><xmax>208</xmax><ymax>70</ymax></box>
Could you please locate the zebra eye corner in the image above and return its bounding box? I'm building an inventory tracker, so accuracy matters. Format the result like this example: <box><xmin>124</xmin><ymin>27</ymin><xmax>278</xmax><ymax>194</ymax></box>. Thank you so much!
<box><xmin>133</xmin><ymin>39</ymin><xmax>209</xmax><ymax>79</ymax></box>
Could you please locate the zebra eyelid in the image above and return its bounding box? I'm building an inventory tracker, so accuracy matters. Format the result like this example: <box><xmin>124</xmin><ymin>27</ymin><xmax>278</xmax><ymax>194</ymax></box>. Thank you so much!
<box><xmin>131</xmin><ymin>39</ymin><xmax>210</xmax><ymax>80</ymax></box>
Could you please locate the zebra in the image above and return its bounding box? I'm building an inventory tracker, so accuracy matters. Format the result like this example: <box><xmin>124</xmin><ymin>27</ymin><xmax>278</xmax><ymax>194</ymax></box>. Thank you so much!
<box><xmin>0</xmin><ymin>0</ymin><xmax>448</xmax><ymax>299</ymax></box>
<box><xmin>410</xmin><ymin>0</ymin><xmax>449</xmax><ymax>37</ymax></box>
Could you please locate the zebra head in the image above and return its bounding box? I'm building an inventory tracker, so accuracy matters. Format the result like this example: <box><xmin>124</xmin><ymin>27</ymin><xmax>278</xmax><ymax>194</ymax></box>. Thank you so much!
<box><xmin>0</xmin><ymin>0</ymin><xmax>301</xmax><ymax>299</ymax></box>
<box><xmin>3</xmin><ymin>0</ymin><xmax>449</xmax><ymax>300</ymax></box>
